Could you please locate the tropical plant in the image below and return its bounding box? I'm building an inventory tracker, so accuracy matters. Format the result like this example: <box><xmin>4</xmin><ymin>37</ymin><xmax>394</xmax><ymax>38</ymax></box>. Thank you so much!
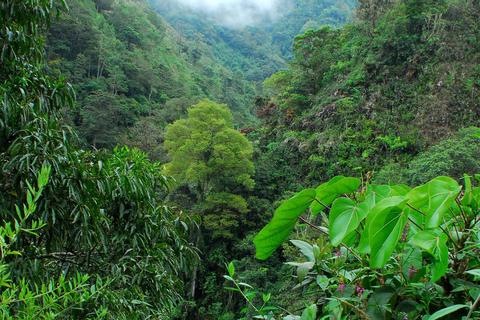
<box><xmin>164</xmin><ymin>99</ymin><xmax>255</xmax><ymax>199</ymax></box>
<box><xmin>0</xmin><ymin>165</ymin><xmax>103</xmax><ymax>319</ymax></box>
<box><xmin>1</xmin><ymin>0</ymin><xmax>198</xmax><ymax>318</ymax></box>
<box><xmin>164</xmin><ymin>99</ymin><xmax>255</xmax><ymax>317</ymax></box>
<box><xmin>230</xmin><ymin>174</ymin><xmax>480</xmax><ymax>319</ymax></box>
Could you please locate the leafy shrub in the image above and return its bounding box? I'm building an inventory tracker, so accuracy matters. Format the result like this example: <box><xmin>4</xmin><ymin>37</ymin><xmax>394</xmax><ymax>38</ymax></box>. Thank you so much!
<box><xmin>1</xmin><ymin>1</ymin><xmax>198</xmax><ymax>318</ymax></box>
<box><xmin>227</xmin><ymin>175</ymin><xmax>480</xmax><ymax>319</ymax></box>
<box><xmin>405</xmin><ymin>127</ymin><xmax>480</xmax><ymax>185</ymax></box>
<box><xmin>0</xmin><ymin>166</ymin><xmax>101</xmax><ymax>319</ymax></box>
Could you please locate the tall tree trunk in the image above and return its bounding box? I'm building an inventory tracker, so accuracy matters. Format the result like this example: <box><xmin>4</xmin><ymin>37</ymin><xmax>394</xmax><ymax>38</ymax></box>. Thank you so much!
<box><xmin>189</xmin><ymin>225</ymin><xmax>202</xmax><ymax>299</ymax></box>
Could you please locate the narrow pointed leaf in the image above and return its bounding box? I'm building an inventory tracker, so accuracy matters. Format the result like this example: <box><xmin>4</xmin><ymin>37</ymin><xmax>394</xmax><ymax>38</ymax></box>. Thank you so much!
<box><xmin>254</xmin><ymin>189</ymin><xmax>316</xmax><ymax>260</ymax></box>
<box><xmin>426</xmin><ymin>304</ymin><xmax>468</xmax><ymax>320</ymax></box>
<box><xmin>466</xmin><ymin>269</ymin><xmax>480</xmax><ymax>278</ymax></box>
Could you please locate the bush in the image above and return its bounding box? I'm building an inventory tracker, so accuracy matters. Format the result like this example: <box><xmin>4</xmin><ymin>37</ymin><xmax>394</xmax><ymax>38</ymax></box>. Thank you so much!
<box><xmin>228</xmin><ymin>175</ymin><xmax>480</xmax><ymax>319</ymax></box>
<box><xmin>405</xmin><ymin>127</ymin><xmax>480</xmax><ymax>185</ymax></box>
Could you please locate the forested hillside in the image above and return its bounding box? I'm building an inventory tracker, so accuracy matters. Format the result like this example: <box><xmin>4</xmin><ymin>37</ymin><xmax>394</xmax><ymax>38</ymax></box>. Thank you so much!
<box><xmin>240</xmin><ymin>1</ymin><xmax>480</xmax><ymax>319</ymax></box>
<box><xmin>150</xmin><ymin>0</ymin><xmax>355</xmax><ymax>81</ymax></box>
<box><xmin>1</xmin><ymin>1</ymin><xmax>197</xmax><ymax>318</ymax></box>
<box><xmin>46</xmin><ymin>0</ymin><xmax>257</xmax><ymax>155</ymax></box>
<box><xmin>1</xmin><ymin>0</ymin><xmax>480</xmax><ymax>319</ymax></box>
<box><xmin>254</xmin><ymin>0</ymin><xmax>480</xmax><ymax>197</ymax></box>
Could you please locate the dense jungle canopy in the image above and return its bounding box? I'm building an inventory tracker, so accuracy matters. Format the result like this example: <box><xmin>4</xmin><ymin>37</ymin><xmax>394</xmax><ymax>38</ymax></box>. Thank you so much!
<box><xmin>0</xmin><ymin>0</ymin><xmax>479</xmax><ymax>319</ymax></box>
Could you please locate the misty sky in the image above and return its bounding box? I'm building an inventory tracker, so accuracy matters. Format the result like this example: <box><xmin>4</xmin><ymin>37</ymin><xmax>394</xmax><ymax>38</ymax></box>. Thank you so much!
<box><xmin>175</xmin><ymin>0</ymin><xmax>289</xmax><ymax>27</ymax></box>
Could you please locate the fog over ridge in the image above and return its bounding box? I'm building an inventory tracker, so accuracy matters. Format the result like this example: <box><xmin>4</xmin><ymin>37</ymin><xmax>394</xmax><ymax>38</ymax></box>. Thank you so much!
<box><xmin>173</xmin><ymin>0</ymin><xmax>291</xmax><ymax>27</ymax></box>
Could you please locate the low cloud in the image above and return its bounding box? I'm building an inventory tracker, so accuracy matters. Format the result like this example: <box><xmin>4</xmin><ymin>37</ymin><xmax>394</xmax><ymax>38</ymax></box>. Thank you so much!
<box><xmin>174</xmin><ymin>0</ymin><xmax>290</xmax><ymax>27</ymax></box>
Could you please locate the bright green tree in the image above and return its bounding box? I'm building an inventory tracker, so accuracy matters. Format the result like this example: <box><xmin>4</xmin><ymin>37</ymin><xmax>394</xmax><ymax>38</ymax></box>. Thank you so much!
<box><xmin>164</xmin><ymin>99</ymin><xmax>255</xmax><ymax>312</ymax></box>
<box><xmin>164</xmin><ymin>99</ymin><xmax>254</xmax><ymax>199</ymax></box>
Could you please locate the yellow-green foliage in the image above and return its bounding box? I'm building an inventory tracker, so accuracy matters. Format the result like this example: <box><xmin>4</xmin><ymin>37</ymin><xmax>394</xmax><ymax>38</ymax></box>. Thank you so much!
<box><xmin>165</xmin><ymin>99</ymin><xmax>255</xmax><ymax>195</ymax></box>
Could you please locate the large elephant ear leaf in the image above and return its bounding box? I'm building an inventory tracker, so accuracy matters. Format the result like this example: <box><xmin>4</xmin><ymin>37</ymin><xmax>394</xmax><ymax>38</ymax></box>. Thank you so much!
<box><xmin>357</xmin><ymin>185</ymin><xmax>410</xmax><ymax>254</ymax></box>
<box><xmin>368</xmin><ymin>196</ymin><xmax>409</xmax><ymax>268</ymax></box>
<box><xmin>310</xmin><ymin>176</ymin><xmax>361</xmax><ymax>215</ymax></box>
<box><xmin>407</xmin><ymin>177</ymin><xmax>461</xmax><ymax>229</ymax></box>
<box><xmin>254</xmin><ymin>189</ymin><xmax>316</xmax><ymax>260</ymax></box>
<box><xmin>368</xmin><ymin>184</ymin><xmax>411</xmax><ymax>202</ymax></box>
<box><xmin>329</xmin><ymin>197</ymin><xmax>368</xmax><ymax>246</ymax></box>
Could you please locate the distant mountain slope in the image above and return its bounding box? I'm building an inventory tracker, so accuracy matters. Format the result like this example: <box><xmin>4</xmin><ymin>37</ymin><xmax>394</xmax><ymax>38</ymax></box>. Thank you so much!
<box><xmin>252</xmin><ymin>0</ymin><xmax>480</xmax><ymax>200</ymax></box>
<box><xmin>47</xmin><ymin>0</ymin><xmax>256</xmax><ymax>154</ymax></box>
<box><xmin>266</xmin><ymin>0</ymin><xmax>357</xmax><ymax>57</ymax></box>
<box><xmin>149</xmin><ymin>0</ymin><xmax>356</xmax><ymax>81</ymax></box>
<box><xmin>46</xmin><ymin>0</ymin><xmax>355</xmax><ymax>157</ymax></box>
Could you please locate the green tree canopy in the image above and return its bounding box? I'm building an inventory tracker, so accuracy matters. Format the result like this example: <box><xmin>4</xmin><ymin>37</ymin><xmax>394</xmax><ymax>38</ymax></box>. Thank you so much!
<box><xmin>164</xmin><ymin>99</ymin><xmax>255</xmax><ymax>197</ymax></box>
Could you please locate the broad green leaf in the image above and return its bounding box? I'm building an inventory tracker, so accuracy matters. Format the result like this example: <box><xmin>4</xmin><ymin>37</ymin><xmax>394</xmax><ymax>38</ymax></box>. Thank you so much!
<box><xmin>357</xmin><ymin>184</ymin><xmax>409</xmax><ymax>253</ymax></box>
<box><xmin>426</xmin><ymin>304</ymin><xmax>468</xmax><ymax>320</ymax></box>
<box><xmin>290</xmin><ymin>240</ymin><xmax>315</xmax><ymax>262</ymax></box>
<box><xmin>472</xmin><ymin>187</ymin><xmax>480</xmax><ymax>208</ymax></box>
<box><xmin>310</xmin><ymin>176</ymin><xmax>361</xmax><ymax>214</ymax></box>
<box><xmin>391</xmin><ymin>184</ymin><xmax>412</xmax><ymax>195</ymax></box>
<box><xmin>300</xmin><ymin>304</ymin><xmax>317</xmax><ymax>320</ymax></box>
<box><xmin>342</xmin><ymin>229</ymin><xmax>358</xmax><ymax>247</ymax></box>
<box><xmin>369</xmin><ymin>196</ymin><xmax>409</xmax><ymax>268</ymax></box>
<box><xmin>368</xmin><ymin>184</ymin><xmax>411</xmax><ymax>202</ymax></box>
<box><xmin>411</xmin><ymin>230</ymin><xmax>438</xmax><ymax>255</ymax></box>
<box><xmin>401</xmin><ymin>247</ymin><xmax>423</xmax><ymax>281</ymax></box>
<box><xmin>431</xmin><ymin>235</ymin><xmax>448</xmax><ymax>282</ymax></box>
<box><xmin>407</xmin><ymin>177</ymin><xmax>461</xmax><ymax>228</ymax></box>
<box><xmin>254</xmin><ymin>189</ymin><xmax>316</xmax><ymax>260</ymax></box>
<box><xmin>316</xmin><ymin>275</ymin><xmax>329</xmax><ymax>290</ymax></box>
<box><xmin>411</xmin><ymin>231</ymin><xmax>449</xmax><ymax>281</ymax></box>
<box><xmin>357</xmin><ymin>231</ymin><xmax>371</xmax><ymax>254</ymax></box>
<box><xmin>329</xmin><ymin>198</ymin><xmax>368</xmax><ymax>246</ymax></box>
